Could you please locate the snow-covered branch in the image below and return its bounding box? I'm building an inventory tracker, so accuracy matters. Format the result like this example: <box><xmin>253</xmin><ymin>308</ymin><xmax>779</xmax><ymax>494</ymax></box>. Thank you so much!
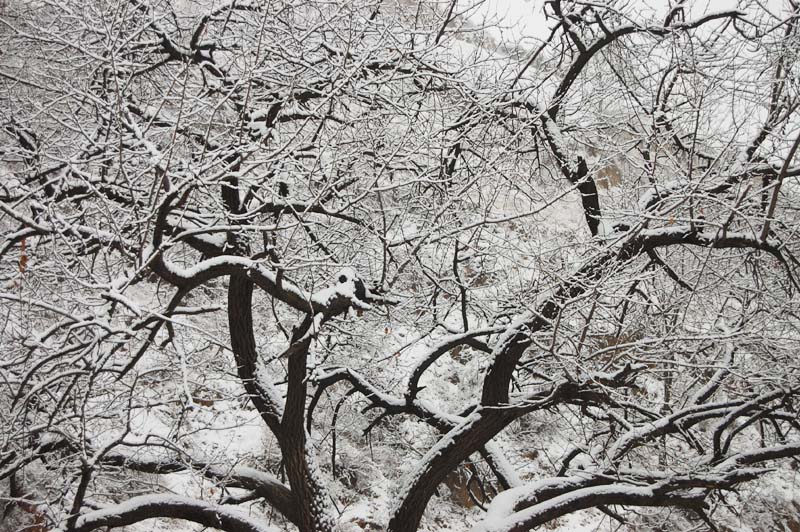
<box><xmin>65</xmin><ymin>495</ymin><xmax>279</xmax><ymax>532</ymax></box>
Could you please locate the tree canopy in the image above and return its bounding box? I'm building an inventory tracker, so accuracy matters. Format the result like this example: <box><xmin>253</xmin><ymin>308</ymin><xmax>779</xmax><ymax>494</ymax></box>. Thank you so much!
<box><xmin>2</xmin><ymin>0</ymin><xmax>800</xmax><ymax>531</ymax></box>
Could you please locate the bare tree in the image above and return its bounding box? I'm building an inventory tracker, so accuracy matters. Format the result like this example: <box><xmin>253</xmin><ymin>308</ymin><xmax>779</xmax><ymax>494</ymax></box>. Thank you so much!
<box><xmin>2</xmin><ymin>0</ymin><xmax>800</xmax><ymax>531</ymax></box>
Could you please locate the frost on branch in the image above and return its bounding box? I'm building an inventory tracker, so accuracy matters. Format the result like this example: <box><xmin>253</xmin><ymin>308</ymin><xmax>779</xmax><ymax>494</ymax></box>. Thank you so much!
<box><xmin>3</xmin><ymin>1</ymin><xmax>800</xmax><ymax>532</ymax></box>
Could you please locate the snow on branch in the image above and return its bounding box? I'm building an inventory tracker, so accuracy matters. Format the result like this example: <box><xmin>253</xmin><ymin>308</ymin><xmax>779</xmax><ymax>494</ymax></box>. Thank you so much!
<box><xmin>64</xmin><ymin>494</ymin><xmax>280</xmax><ymax>532</ymax></box>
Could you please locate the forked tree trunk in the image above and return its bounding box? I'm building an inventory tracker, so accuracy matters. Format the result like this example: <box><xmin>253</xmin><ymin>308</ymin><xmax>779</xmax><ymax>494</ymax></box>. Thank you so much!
<box><xmin>228</xmin><ymin>275</ymin><xmax>335</xmax><ymax>532</ymax></box>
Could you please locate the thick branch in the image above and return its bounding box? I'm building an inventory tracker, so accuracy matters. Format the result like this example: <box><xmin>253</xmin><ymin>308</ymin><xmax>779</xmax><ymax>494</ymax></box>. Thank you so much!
<box><xmin>67</xmin><ymin>495</ymin><xmax>277</xmax><ymax>532</ymax></box>
<box><xmin>102</xmin><ymin>451</ymin><xmax>298</xmax><ymax>525</ymax></box>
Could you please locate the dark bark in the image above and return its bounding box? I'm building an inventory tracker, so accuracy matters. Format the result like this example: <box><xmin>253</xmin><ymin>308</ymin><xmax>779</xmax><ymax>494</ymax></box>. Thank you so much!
<box><xmin>227</xmin><ymin>275</ymin><xmax>335</xmax><ymax>532</ymax></box>
<box><xmin>69</xmin><ymin>496</ymin><xmax>273</xmax><ymax>532</ymax></box>
<box><xmin>574</xmin><ymin>156</ymin><xmax>601</xmax><ymax>236</ymax></box>
<box><xmin>101</xmin><ymin>452</ymin><xmax>299</xmax><ymax>526</ymax></box>
<box><xmin>388</xmin><ymin>408</ymin><xmax>519</xmax><ymax>532</ymax></box>
<box><xmin>388</xmin><ymin>380</ymin><xmax>604</xmax><ymax>532</ymax></box>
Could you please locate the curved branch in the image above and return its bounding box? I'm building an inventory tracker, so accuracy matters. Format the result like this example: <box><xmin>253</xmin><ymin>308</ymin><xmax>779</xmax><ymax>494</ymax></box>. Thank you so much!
<box><xmin>548</xmin><ymin>10</ymin><xmax>743</xmax><ymax>119</ymax></box>
<box><xmin>387</xmin><ymin>376</ymin><xmax>637</xmax><ymax>532</ymax></box>
<box><xmin>482</xmin><ymin>224</ymin><xmax>793</xmax><ymax>407</ymax></box>
<box><xmin>474</xmin><ymin>484</ymin><xmax>706</xmax><ymax>532</ymax></box>
<box><xmin>405</xmin><ymin>329</ymin><xmax>496</xmax><ymax>401</ymax></box>
<box><xmin>67</xmin><ymin>495</ymin><xmax>277</xmax><ymax>532</ymax></box>
<box><xmin>476</xmin><ymin>440</ymin><xmax>800</xmax><ymax>532</ymax></box>
<box><xmin>101</xmin><ymin>452</ymin><xmax>298</xmax><ymax>525</ymax></box>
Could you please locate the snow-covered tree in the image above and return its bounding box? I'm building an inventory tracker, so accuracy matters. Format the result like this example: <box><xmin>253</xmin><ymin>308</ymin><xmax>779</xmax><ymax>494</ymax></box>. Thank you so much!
<box><xmin>2</xmin><ymin>0</ymin><xmax>800</xmax><ymax>531</ymax></box>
